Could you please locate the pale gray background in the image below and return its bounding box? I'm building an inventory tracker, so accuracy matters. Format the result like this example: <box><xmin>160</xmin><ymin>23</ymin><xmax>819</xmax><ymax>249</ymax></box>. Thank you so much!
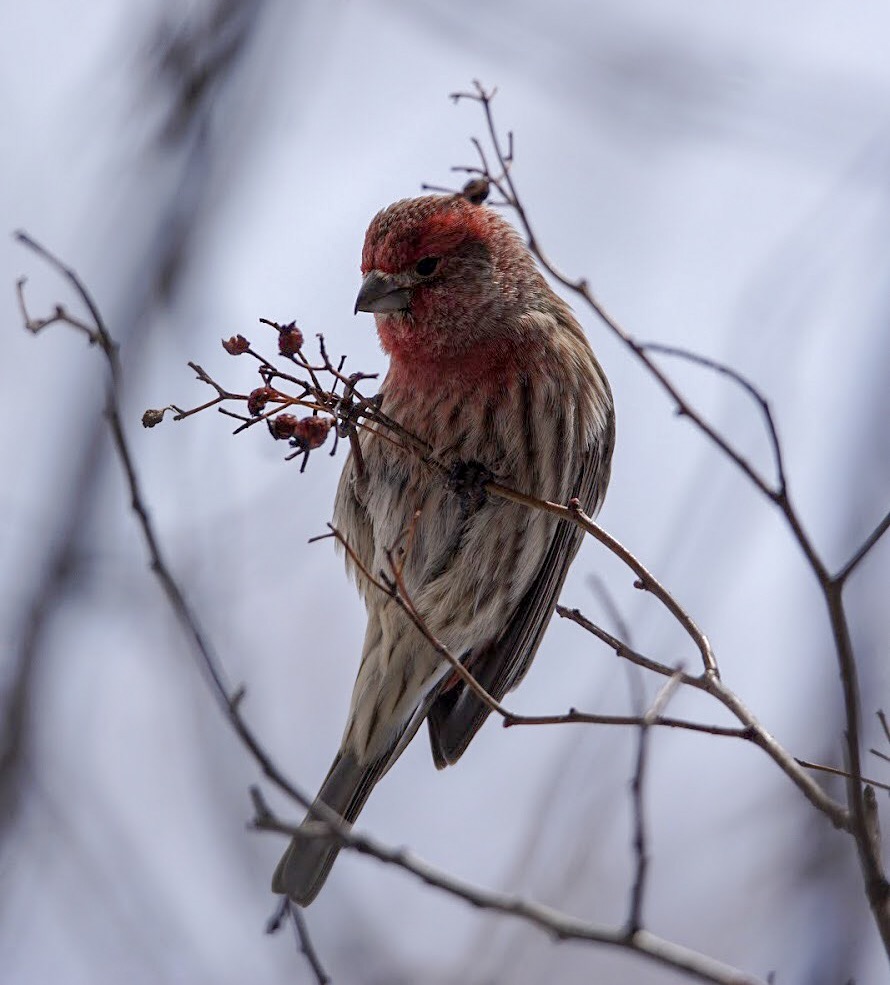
<box><xmin>2</xmin><ymin>1</ymin><xmax>889</xmax><ymax>982</ymax></box>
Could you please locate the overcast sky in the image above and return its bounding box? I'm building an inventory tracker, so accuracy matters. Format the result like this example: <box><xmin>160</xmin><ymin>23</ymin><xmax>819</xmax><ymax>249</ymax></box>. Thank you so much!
<box><xmin>2</xmin><ymin>2</ymin><xmax>889</xmax><ymax>983</ymax></box>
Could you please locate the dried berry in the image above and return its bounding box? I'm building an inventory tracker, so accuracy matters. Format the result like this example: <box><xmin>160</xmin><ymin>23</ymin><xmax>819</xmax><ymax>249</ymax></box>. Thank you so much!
<box><xmin>277</xmin><ymin>322</ymin><xmax>304</xmax><ymax>357</ymax></box>
<box><xmin>269</xmin><ymin>413</ymin><xmax>299</xmax><ymax>440</ymax></box>
<box><xmin>247</xmin><ymin>386</ymin><xmax>275</xmax><ymax>416</ymax></box>
<box><xmin>222</xmin><ymin>334</ymin><xmax>250</xmax><ymax>355</ymax></box>
<box><xmin>293</xmin><ymin>415</ymin><xmax>333</xmax><ymax>450</ymax></box>
<box><xmin>142</xmin><ymin>408</ymin><xmax>166</xmax><ymax>428</ymax></box>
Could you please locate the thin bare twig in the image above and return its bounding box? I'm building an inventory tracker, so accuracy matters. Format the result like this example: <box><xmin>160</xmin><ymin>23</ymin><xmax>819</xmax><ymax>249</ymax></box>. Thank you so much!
<box><xmin>627</xmin><ymin>671</ymin><xmax>684</xmax><ymax>935</ymax></box>
<box><xmin>795</xmin><ymin>759</ymin><xmax>890</xmax><ymax>795</ymax></box>
<box><xmin>289</xmin><ymin>906</ymin><xmax>331</xmax><ymax>985</ymax></box>
<box><xmin>502</xmin><ymin>708</ymin><xmax>751</xmax><ymax>739</ymax></box>
<box><xmin>640</xmin><ymin>342</ymin><xmax>787</xmax><ymax>495</ymax></box>
<box><xmin>265</xmin><ymin>898</ymin><xmax>330</xmax><ymax>984</ymax></box>
<box><xmin>555</xmin><ymin>607</ymin><xmax>849</xmax><ymax>830</ymax></box>
<box><xmin>329</xmin><ymin>523</ymin><xmax>512</xmax><ymax>719</ymax></box>
<box><xmin>16</xmin><ymin>232</ymin><xmax>315</xmax><ymax>817</ymax></box>
<box><xmin>837</xmin><ymin>506</ymin><xmax>890</xmax><ymax>583</ymax></box>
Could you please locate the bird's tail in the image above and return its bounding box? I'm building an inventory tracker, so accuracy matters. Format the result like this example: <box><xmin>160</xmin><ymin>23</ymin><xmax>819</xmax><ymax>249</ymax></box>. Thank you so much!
<box><xmin>272</xmin><ymin>676</ymin><xmax>449</xmax><ymax>905</ymax></box>
<box><xmin>271</xmin><ymin>748</ymin><xmax>388</xmax><ymax>906</ymax></box>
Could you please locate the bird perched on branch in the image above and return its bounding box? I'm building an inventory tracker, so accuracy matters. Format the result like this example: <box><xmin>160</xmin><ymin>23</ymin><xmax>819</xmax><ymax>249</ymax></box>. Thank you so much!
<box><xmin>273</xmin><ymin>189</ymin><xmax>615</xmax><ymax>905</ymax></box>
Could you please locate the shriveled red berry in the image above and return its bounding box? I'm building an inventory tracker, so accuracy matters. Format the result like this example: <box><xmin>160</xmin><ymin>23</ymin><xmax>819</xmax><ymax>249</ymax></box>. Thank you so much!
<box><xmin>277</xmin><ymin>322</ymin><xmax>304</xmax><ymax>356</ymax></box>
<box><xmin>222</xmin><ymin>334</ymin><xmax>250</xmax><ymax>355</ymax></box>
<box><xmin>294</xmin><ymin>415</ymin><xmax>333</xmax><ymax>450</ymax></box>
<box><xmin>247</xmin><ymin>386</ymin><xmax>275</xmax><ymax>416</ymax></box>
<box><xmin>269</xmin><ymin>413</ymin><xmax>299</xmax><ymax>439</ymax></box>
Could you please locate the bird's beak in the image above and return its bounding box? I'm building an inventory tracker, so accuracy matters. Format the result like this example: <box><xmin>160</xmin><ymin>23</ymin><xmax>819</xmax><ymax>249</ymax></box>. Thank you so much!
<box><xmin>354</xmin><ymin>270</ymin><xmax>411</xmax><ymax>314</ymax></box>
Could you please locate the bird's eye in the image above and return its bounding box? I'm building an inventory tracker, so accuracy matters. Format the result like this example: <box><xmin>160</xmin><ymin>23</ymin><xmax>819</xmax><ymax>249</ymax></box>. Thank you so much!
<box><xmin>414</xmin><ymin>256</ymin><xmax>440</xmax><ymax>277</ymax></box>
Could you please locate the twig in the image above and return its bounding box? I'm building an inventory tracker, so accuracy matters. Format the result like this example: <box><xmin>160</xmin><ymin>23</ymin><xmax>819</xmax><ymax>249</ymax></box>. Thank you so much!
<box><xmin>836</xmin><ymin>506</ymin><xmax>890</xmax><ymax>583</ymax></box>
<box><xmin>872</xmin><ymin>712</ymin><xmax>890</xmax><ymax>765</ymax></box>
<box><xmin>795</xmin><ymin>759</ymin><xmax>890</xmax><ymax>795</ymax></box>
<box><xmin>627</xmin><ymin>671</ymin><xmax>684</xmax><ymax>935</ymax></box>
<box><xmin>555</xmin><ymin>606</ymin><xmax>849</xmax><ymax>831</ymax></box>
<box><xmin>265</xmin><ymin>898</ymin><xmax>331</xmax><ymax>984</ymax></box>
<box><xmin>15</xmin><ymin>232</ymin><xmax>315</xmax><ymax>817</ymax></box>
<box><xmin>502</xmin><ymin>709</ymin><xmax>751</xmax><ymax>739</ymax></box>
<box><xmin>487</xmin><ymin>485</ymin><xmax>718</xmax><ymax>679</ymax></box>
<box><xmin>289</xmin><ymin>905</ymin><xmax>331</xmax><ymax>985</ymax></box>
<box><xmin>640</xmin><ymin>342</ymin><xmax>786</xmax><ymax>495</ymax></box>
<box><xmin>330</xmin><ymin>524</ymin><xmax>511</xmax><ymax>719</ymax></box>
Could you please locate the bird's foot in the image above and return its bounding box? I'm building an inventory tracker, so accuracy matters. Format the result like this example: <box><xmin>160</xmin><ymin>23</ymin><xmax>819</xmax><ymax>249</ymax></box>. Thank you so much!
<box><xmin>447</xmin><ymin>459</ymin><xmax>495</xmax><ymax>516</ymax></box>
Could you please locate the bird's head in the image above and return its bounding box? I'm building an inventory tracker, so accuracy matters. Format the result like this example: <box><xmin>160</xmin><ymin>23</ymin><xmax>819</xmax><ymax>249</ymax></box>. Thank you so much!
<box><xmin>355</xmin><ymin>194</ymin><xmax>541</xmax><ymax>371</ymax></box>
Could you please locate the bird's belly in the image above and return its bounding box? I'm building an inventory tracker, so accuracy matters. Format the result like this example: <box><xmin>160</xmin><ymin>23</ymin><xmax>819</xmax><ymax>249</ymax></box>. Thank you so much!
<box><xmin>362</xmin><ymin>449</ymin><xmax>554</xmax><ymax>658</ymax></box>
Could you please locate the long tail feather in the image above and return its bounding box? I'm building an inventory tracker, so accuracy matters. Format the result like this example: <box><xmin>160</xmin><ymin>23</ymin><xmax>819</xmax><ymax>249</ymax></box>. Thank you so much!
<box><xmin>272</xmin><ymin>685</ymin><xmax>444</xmax><ymax>905</ymax></box>
<box><xmin>271</xmin><ymin>750</ymin><xmax>385</xmax><ymax>905</ymax></box>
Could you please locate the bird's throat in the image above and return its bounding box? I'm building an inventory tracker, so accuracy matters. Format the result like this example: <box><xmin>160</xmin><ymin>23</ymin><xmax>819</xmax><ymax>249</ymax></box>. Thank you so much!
<box><xmin>379</xmin><ymin>315</ymin><xmax>522</xmax><ymax>393</ymax></box>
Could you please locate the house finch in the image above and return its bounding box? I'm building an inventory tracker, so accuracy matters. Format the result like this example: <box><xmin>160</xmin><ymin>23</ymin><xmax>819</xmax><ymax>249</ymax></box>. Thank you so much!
<box><xmin>273</xmin><ymin>193</ymin><xmax>614</xmax><ymax>904</ymax></box>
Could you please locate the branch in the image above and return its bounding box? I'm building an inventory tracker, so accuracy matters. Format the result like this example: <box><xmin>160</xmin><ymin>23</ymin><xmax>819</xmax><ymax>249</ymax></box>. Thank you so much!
<box><xmin>488</xmin><ymin>485</ymin><xmax>719</xmax><ymax>679</ymax></box>
<box><xmin>640</xmin><ymin>342</ymin><xmax>787</xmax><ymax>495</ymax></box>
<box><xmin>15</xmin><ymin>233</ymin><xmax>316</xmax><ymax>818</ymax></box>
<box><xmin>252</xmin><ymin>795</ymin><xmax>766</xmax><ymax>985</ymax></box>
<box><xmin>339</xmin><ymin>511</ymin><xmax>850</xmax><ymax>840</ymax></box>
<box><xmin>555</xmin><ymin>609</ymin><xmax>849</xmax><ymax>831</ymax></box>
<box><xmin>450</xmin><ymin>81</ymin><xmax>889</xmax><ymax>955</ymax></box>
<box><xmin>266</xmin><ymin>899</ymin><xmax>330</xmax><ymax>985</ymax></box>
<box><xmin>502</xmin><ymin>708</ymin><xmax>751</xmax><ymax>739</ymax></box>
<box><xmin>837</xmin><ymin>505</ymin><xmax>890</xmax><ymax>583</ymax></box>
<box><xmin>627</xmin><ymin>672</ymin><xmax>684</xmax><ymax>935</ymax></box>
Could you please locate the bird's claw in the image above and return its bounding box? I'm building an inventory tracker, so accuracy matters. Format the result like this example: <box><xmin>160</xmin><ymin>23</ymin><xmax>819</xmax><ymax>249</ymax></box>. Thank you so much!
<box><xmin>447</xmin><ymin>459</ymin><xmax>495</xmax><ymax>516</ymax></box>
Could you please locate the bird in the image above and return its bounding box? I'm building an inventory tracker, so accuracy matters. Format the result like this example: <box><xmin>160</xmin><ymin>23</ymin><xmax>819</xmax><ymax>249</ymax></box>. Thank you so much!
<box><xmin>272</xmin><ymin>191</ymin><xmax>615</xmax><ymax>905</ymax></box>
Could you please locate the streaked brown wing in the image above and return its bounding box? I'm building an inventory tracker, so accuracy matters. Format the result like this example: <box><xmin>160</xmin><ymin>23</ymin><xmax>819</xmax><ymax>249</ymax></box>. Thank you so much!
<box><xmin>426</xmin><ymin>412</ymin><xmax>615</xmax><ymax>767</ymax></box>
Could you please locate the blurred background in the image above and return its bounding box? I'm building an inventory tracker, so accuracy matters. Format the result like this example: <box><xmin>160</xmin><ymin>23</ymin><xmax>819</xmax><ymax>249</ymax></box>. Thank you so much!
<box><xmin>2</xmin><ymin>1</ymin><xmax>889</xmax><ymax>982</ymax></box>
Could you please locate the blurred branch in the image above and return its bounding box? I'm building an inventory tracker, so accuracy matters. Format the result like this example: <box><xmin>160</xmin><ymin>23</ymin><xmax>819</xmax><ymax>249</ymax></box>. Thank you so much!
<box><xmin>251</xmin><ymin>790</ymin><xmax>766</xmax><ymax>985</ymax></box>
<box><xmin>627</xmin><ymin>672</ymin><xmax>683</xmax><ymax>935</ymax></box>
<box><xmin>2</xmin><ymin>238</ymin><xmax>130</xmax><ymax>851</ymax></box>
<box><xmin>15</xmin><ymin>232</ymin><xmax>316</xmax><ymax>819</ymax></box>
<box><xmin>289</xmin><ymin>906</ymin><xmax>330</xmax><ymax>985</ymax></box>
<box><xmin>266</xmin><ymin>899</ymin><xmax>330</xmax><ymax>985</ymax></box>
<box><xmin>491</xmin><ymin>487</ymin><xmax>719</xmax><ymax>678</ymax></box>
